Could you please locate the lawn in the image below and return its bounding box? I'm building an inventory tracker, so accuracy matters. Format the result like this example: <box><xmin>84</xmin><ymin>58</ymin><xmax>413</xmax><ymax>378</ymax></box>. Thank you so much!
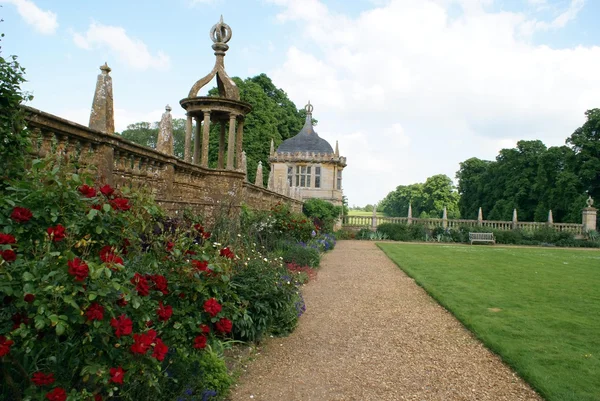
<box><xmin>347</xmin><ymin>210</ymin><xmax>384</xmax><ymax>217</ymax></box>
<box><xmin>378</xmin><ymin>243</ymin><xmax>600</xmax><ymax>401</ymax></box>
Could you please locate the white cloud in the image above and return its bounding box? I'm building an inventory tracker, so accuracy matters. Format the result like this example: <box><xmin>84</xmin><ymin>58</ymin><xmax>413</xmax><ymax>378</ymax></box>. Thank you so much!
<box><xmin>72</xmin><ymin>22</ymin><xmax>170</xmax><ymax>71</ymax></box>
<box><xmin>0</xmin><ymin>0</ymin><xmax>58</xmax><ymax>34</ymax></box>
<box><xmin>267</xmin><ymin>0</ymin><xmax>600</xmax><ymax>205</ymax></box>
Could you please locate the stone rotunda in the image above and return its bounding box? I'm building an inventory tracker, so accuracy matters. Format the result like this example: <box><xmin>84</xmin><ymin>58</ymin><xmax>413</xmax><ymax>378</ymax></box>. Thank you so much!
<box><xmin>268</xmin><ymin>102</ymin><xmax>347</xmax><ymax>207</ymax></box>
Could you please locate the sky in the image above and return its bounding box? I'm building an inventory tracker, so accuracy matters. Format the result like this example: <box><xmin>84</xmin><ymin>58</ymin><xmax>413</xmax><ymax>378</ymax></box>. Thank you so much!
<box><xmin>1</xmin><ymin>0</ymin><xmax>600</xmax><ymax>207</ymax></box>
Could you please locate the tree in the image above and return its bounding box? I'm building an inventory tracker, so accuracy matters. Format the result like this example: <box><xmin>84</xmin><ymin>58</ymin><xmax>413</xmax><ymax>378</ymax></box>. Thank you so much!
<box><xmin>0</xmin><ymin>26</ymin><xmax>32</xmax><ymax>189</ymax></box>
<box><xmin>456</xmin><ymin>158</ymin><xmax>490</xmax><ymax>219</ymax></box>
<box><xmin>567</xmin><ymin>108</ymin><xmax>600</xmax><ymax>201</ymax></box>
<box><xmin>120</xmin><ymin>118</ymin><xmax>189</xmax><ymax>159</ymax></box>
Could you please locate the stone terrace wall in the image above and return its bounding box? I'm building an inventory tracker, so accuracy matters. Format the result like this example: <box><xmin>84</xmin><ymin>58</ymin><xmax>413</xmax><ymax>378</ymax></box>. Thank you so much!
<box><xmin>23</xmin><ymin>106</ymin><xmax>302</xmax><ymax>221</ymax></box>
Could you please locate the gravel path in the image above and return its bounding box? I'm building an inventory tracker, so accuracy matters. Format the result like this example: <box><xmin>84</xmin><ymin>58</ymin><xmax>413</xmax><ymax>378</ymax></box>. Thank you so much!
<box><xmin>230</xmin><ymin>241</ymin><xmax>543</xmax><ymax>401</ymax></box>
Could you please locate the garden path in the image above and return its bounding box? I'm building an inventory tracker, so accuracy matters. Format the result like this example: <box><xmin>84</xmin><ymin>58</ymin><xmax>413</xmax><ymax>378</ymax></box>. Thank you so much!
<box><xmin>229</xmin><ymin>241</ymin><xmax>542</xmax><ymax>401</ymax></box>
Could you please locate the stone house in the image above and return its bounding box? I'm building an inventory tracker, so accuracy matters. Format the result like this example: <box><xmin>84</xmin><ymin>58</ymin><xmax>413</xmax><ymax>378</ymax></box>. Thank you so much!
<box><xmin>268</xmin><ymin>102</ymin><xmax>347</xmax><ymax>208</ymax></box>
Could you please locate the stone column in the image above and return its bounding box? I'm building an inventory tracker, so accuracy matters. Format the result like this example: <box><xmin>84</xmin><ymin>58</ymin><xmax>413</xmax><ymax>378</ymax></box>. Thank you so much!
<box><xmin>512</xmin><ymin>209</ymin><xmax>518</xmax><ymax>229</ymax></box>
<box><xmin>407</xmin><ymin>203</ymin><xmax>413</xmax><ymax>225</ymax></box>
<box><xmin>477</xmin><ymin>207</ymin><xmax>483</xmax><ymax>224</ymax></box>
<box><xmin>201</xmin><ymin>111</ymin><xmax>211</xmax><ymax>168</ymax></box>
<box><xmin>547</xmin><ymin>210</ymin><xmax>554</xmax><ymax>225</ymax></box>
<box><xmin>156</xmin><ymin>105</ymin><xmax>174</xmax><ymax>155</ymax></box>
<box><xmin>236</xmin><ymin>118</ymin><xmax>244</xmax><ymax>170</ymax></box>
<box><xmin>194</xmin><ymin>117</ymin><xmax>201</xmax><ymax>164</ymax></box>
<box><xmin>218</xmin><ymin>122</ymin><xmax>226</xmax><ymax>169</ymax></box>
<box><xmin>255</xmin><ymin>161</ymin><xmax>264</xmax><ymax>187</ymax></box>
<box><xmin>583</xmin><ymin>196</ymin><xmax>597</xmax><ymax>232</ymax></box>
<box><xmin>89</xmin><ymin>63</ymin><xmax>115</xmax><ymax>134</ymax></box>
<box><xmin>227</xmin><ymin>113</ymin><xmax>237</xmax><ymax>170</ymax></box>
<box><xmin>184</xmin><ymin>115</ymin><xmax>193</xmax><ymax>163</ymax></box>
<box><xmin>241</xmin><ymin>151</ymin><xmax>248</xmax><ymax>181</ymax></box>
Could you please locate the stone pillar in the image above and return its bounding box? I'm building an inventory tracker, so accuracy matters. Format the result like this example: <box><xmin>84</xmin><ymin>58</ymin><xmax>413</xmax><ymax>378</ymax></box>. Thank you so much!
<box><xmin>269</xmin><ymin>139</ymin><xmax>275</xmax><ymax>156</ymax></box>
<box><xmin>236</xmin><ymin>118</ymin><xmax>244</xmax><ymax>170</ymax></box>
<box><xmin>583</xmin><ymin>196</ymin><xmax>597</xmax><ymax>232</ymax></box>
<box><xmin>89</xmin><ymin>63</ymin><xmax>115</xmax><ymax>134</ymax></box>
<box><xmin>156</xmin><ymin>105</ymin><xmax>173</xmax><ymax>155</ymax></box>
<box><xmin>547</xmin><ymin>210</ymin><xmax>554</xmax><ymax>225</ymax></box>
<box><xmin>255</xmin><ymin>161</ymin><xmax>263</xmax><ymax>187</ymax></box>
<box><xmin>218</xmin><ymin>122</ymin><xmax>226</xmax><ymax>169</ymax></box>
<box><xmin>184</xmin><ymin>115</ymin><xmax>193</xmax><ymax>163</ymax></box>
<box><xmin>194</xmin><ymin>117</ymin><xmax>201</xmax><ymax>164</ymax></box>
<box><xmin>442</xmin><ymin>206</ymin><xmax>448</xmax><ymax>228</ymax></box>
<box><xmin>407</xmin><ymin>203</ymin><xmax>413</xmax><ymax>225</ymax></box>
<box><xmin>477</xmin><ymin>207</ymin><xmax>483</xmax><ymax>224</ymax></box>
<box><xmin>201</xmin><ymin>111</ymin><xmax>211</xmax><ymax>168</ymax></box>
<box><xmin>227</xmin><ymin>114</ymin><xmax>237</xmax><ymax>170</ymax></box>
<box><xmin>512</xmin><ymin>208</ymin><xmax>518</xmax><ymax>229</ymax></box>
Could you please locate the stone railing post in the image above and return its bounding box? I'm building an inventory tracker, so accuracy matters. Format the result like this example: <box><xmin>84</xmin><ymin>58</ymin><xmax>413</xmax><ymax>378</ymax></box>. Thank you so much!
<box><xmin>442</xmin><ymin>206</ymin><xmax>448</xmax><ymax>228</ymax></box>
<box><xmin>512</xmin><ymin>208</ymin><xmax>518</xmax><ymax>230</ymax></box>
<box><xmin>583</xmin><ymin>196</ymin><xmax>597</xmax><ymax>232</ymax></box>
<box><xmin>407</xmin><ymin>203</ymin><xmax>413</xmax><ymax>225</ymax></box>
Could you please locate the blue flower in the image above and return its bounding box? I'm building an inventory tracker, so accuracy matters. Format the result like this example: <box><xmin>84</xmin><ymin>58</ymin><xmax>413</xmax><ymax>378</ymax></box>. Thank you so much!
<box><xmin>201</xmin><ymin>389</ymin><xmax>218</xmax><ymax>401</ymax></box>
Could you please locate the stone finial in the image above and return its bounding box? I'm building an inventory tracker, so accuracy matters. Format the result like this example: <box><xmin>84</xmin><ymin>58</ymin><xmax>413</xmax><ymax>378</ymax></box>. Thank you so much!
<box><xmin>270</xmin><ymin>139</ymin><xmax>275</xmax><ymax>156</ymax></box>
<box><xmin>442</xmin><ymin>206</ymin><xmax>448</xmax><ymax>220</ymax></box>
<box><xmin>586</xmin><ymin>196</ymin><xmax>594</xmax><ymax>208</ymax></box>
<box><xmin>210</xmin><ymin>15</ymin><xmax>232</xmax><ymax>46</ymax></box>
<box><xmin>241</xmin><ymin>151</ymin><xmax>248</xmax><ymax>181</ymax></box>
<box><xmin>372</xmin><ymin>204</ymin><xmax>377</xmax><ymax>218</ymax></box>
<box><xmin>512</xmin><ymin>208</ymin><xmax>518</xmax><ymax>222</ymax></box>
<box><xmin>255</xmin><ymin>161</ymin><xmax>264</xmax><ymax>187</ymax></box>
<box><xmin>89</xmin><ymin>62</ymin><xmax>115</xmax><ymax>134</ymax></box>
<box><xmin>548</xmin><ymin>210</ymin><xmax>553</xmax><ymax>224</ymax></box>
<box><xmin>335</xmin><ymin>140</ymin><xmax>339</xmax><ymax>157</ymax></box>
<box><xmin>267</xmin><ymin>165</ymin><xmax>274</xmax><ymax>190</ymax></box>
<box><xmin>477</xmin><ymin>207</ymin><xmax>483</xmax><ymax>222</ymax></box>
<box><xmin>156</xmin><ymin>105</ymin><xmax>174</xmax><ymax>155</ymax></box>
<box><xmin>407</xmin><ymin>203</ymin><xmax>412</xmax><ymax>219</ymax></box>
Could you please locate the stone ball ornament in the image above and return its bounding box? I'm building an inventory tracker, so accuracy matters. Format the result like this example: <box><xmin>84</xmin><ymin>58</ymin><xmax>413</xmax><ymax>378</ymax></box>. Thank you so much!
<box><xmin>210</xmin><ymin>15</ymin><xmax>232</xmax><ymax>44</ymax></box>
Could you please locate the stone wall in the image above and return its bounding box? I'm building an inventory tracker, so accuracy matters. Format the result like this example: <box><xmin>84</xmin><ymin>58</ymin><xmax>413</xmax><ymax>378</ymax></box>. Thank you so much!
<box><xmin>23</xmin><ymin>106</ymin><xmax>302</xmax><ymax>222</ymax></box>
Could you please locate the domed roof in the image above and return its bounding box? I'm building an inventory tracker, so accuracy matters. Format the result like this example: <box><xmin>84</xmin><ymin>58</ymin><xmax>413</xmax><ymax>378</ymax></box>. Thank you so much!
<box><xmin>276</xmin><ymin>102</ymin><xmax>334</xmax><ymax>154</ymax></box>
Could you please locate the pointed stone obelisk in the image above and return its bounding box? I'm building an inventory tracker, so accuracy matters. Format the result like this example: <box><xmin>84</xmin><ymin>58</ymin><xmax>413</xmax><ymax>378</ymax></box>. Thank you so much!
<box><xmin>89</xmin><ymin>62</ymin><xmax>115</xmax><ymax>134</ymax></box>
<box><xmin>477</xmin><ymin>207</ymin><xmax>483</xmax><ymax>223</ymax></box>
<box><xmin>267</xmin><ymin>166</ymin><xmax>274</xmax><ymax>190</ymax></box>
<box><xmin>407</xmin><ymin>203</ymin><xmax>413</xmax><ymax>225</ymax></box>
<box><xmin>512</xmin><ymin>208</ymin><xmax>518</xmax><ymax>229</ymax></box>
<box><xmin>269</xmin><ymin>139</ymin><xmax>275</xmax><ymax>156</ymax></box>
<box><xmin>548</xmin><ymin>210</ymin><xmax>554</xmax><ymax>224</ymax></box>
<box><xmin>335</xmin><ymin>140</ymin><xmax>340</xmax><ymax>157</ymax></box>
<box><xmin>241</xmin><ymin>151</ymin><xmax>248</xmax><ymax>181</ymax></box>
<box><xmin>156</xmin><ymin>105</ymin><xmax>174</xmax><ymax>155</ymax></box>
<box><xmin>442</xmin><ymin>206</ymin><xmax>448</xmax><ymax>228</ymax></box>
<box><xmin>255</xmin><ymin>161</ymin><xmax>263</xmax><ymax>187</ymax></box>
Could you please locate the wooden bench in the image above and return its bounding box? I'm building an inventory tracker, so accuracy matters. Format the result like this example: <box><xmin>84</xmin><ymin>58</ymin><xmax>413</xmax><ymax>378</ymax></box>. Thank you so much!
<box><xmin>469</xmin><ymin>232</ymin><xmax>495</xmax><ymax>245</ymax></box>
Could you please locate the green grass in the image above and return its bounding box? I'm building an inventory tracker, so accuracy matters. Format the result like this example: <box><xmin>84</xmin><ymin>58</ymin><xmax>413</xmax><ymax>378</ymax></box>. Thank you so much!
<box><xmin>378</xmin><ymin>243</ymin><xmax>600</xmax><ymax>401</ymax></box>
<box><xmin>347</xmin><ymin>210</ymin><xmax>384</xmax><ymax>217</ymax></box>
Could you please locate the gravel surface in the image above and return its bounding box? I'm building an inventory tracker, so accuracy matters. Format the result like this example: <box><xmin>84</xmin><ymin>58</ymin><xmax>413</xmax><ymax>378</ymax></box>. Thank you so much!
<box><xmin>230</xmin><ymin>241</ymin><xmax>543</xmax><ymax>401</ymax></box>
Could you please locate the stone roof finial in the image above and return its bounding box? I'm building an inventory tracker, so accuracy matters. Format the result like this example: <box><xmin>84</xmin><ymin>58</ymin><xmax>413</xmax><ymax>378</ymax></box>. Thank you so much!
<box><xmin>165</xmin><ymin>104</ymin><xmax>172</xmax><ymax>112</ymax></box>
<box><xmin>210</xmin><ymin>15</ymin><xmax>232</xmax><ymax>52</ymax></box>
<box><xmin>100</xmin><ymin>62</ymin><xmax>111</xmax><ymax>74</ymax></box>
<box><xmin>586</xmin><ymin>195</ymin><xmax>594</xmax><ymax>208</ymax></box>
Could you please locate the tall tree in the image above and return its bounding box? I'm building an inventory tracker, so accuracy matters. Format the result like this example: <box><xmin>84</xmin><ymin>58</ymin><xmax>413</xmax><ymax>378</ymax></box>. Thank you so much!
<box><xmin>456</xmin><ymin>158</ymin><xmax>491</xmax><ymax>219</ymax></box>
<box><xmin>567</xmin><ymin>108</ymin><xmax>600</xmax><ymax>201</ymax></box>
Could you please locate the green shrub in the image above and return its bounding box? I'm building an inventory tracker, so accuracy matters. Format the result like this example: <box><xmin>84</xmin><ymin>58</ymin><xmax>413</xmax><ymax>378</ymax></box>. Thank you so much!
<box><xmin>302</xmin><ymin>198</ymin><xmax>341</xmax><ymax>233</ymax></box>
<box><xmin>281</xmin><ymin>243</ymin><xmax>321</xmax><ymax>268</ymax></box>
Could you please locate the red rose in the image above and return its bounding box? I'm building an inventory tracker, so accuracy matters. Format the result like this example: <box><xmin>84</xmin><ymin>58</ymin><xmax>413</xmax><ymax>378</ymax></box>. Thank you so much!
<box><xmin>11</xmin><ymin>313</ymin><xmax>30</xmax><ymax>330</ymax></box>
<box><xmin>99</xmin><ymin>184</ymin><xmax>115</xmax><ymax>197</ymax></box>
<box><xmin>157</xmin><ymin>301</ymin><xmax>173</xmax><ymax>322</ymax></box>
<box><xmin>178</xmin><ymin>293</ymin><xmax>186</xmax><ymax>299</ymax></box>
<box><xmin>149</xmin><ymin>274</ymin><xmax>169</xmax><ymax>295</ymax></box>
<box><xmin>215</xmin><ymin>317</ymin><xmax>232</xmax><ymax>334</ymax></box>
<box><xmin>47</xmin><ymin>224</ymin><xmax>66</xmax><ymax>242</ymax></box>
<box><xmin>193</xmin><ymin>335</ymin><xmax>207</xmax><ymax>349</ymax></box>
<box><xmin>78</xmin><ymin>185</ymin><xmax>97</xmax><ymax>198</ymax></box>
<box><xmin>94</xmin><ymin>394</ymin><xmax>103</xmax><ymax>401</ymax></box>
<box><xmin>91</xmin><ymin>204</ymin><xmax>102</xmax><ymax>211</ymax></box>
<box><xmin>192</xmin><ymin>260</ymin><xmax>209</xmax><ymax>272</ymax></box>
<box><xmin>219</xmin><ymin>247</ymin><xmax>235</xmax><ymax>259</ymax></box>
<box><xmin>131</xmin><ymin>273</ymin><xmax>149</xmax><ymax>296</ymax></box>
<box><xmin>203</xmin><ymin>298</ymin><xmax>222</xmax><ymax>317</ymax></box>
<box><xmin>85</xmin><ymin>303</ymin><xmax>104</xmax><ymax>321</ymax></box>
<box><xmin>130</xmin><ymin>330</ymin><xmax>156</xmax><ymax>355</ymax></box>
<box><xmin>145</xmin><ymin>320</ymin><xmax>153</xmax><ymax>327</ymax></box>
<box><xmin>1</xmin><ymin>249</ymin><xmax>16</xmax><ymax>263</ymax></box>
<box><xmin>109</xmin><ymin>366</ymin><xmax>125</xmax><ymax>385</ymax></box>
<box><xmin>24</xmin><ymin>293</ymin><xmax>35</xmax><ymax>303</ymax></box>
<box><xmin>0</xmin><ymin>336</ymin><xmax>14</xmax><ymax>356</ymax></box>
<box><xmin>99</xmin><ymin>246</ymin><xmax>123</xmax><ymax>266</ymax></box>
<box><xmin>122</xmin><ymin>238</ymin><xmax>131</xmax><ymax>254</ymax></box>
<box><xmin>32</xmin><ymin>372</ymin><xmax>55</xmax><ymax>386</ymax></box>
<box><xmin>45</xmin><ymin>387</ymin><xmax>67</xmax><ymax>401</ymax></box>
<box><xmin>67</xmin><ymin>258</ymin><xmax>89</xmax><ymax>281</ymax></box>
<box><xmin>116</xmin><ymin>295</ymin><xmax>128</xmax><ymax>307</ymax></box>
<box><xmin>10</xmin><ymin>206</ymin><xmax>32</xmax><ymax>223</ymax></box>
<box><xmin>184</xmin><ymin>250</ymin><xmax>196</xmax><ymax>256</ymax></box>
<box><xmin>110</xmin><ymin>314</ymin><xmax>133</xmax><ymax>338</ymax></box>
<box><xmin>202</xmin><ymin>231</ymin><xmax>211</xmax><ymax>240</ymax></box>
<box><xmin>166</xmin><ymin>241</ymin><xmax>174</xmax><ymax>252</ymax></box>
<box><xmin>152</xmin><ymin>338</ymin><xmax>168</xmax><ymax>361</ymax></box>
<box><xmin>110</xmin><ymin>198</ymin><xmax>131</xmax><ymax>211</ymax></box>
<box><xmin>0</xmin><ymin>233</ymin><xmax>16</xmax><ymax>244</ymax></box>
<box><xmin>199</xmin><ymin>324</ymin><xmax>210</xmax><ymax>334</ymax></box>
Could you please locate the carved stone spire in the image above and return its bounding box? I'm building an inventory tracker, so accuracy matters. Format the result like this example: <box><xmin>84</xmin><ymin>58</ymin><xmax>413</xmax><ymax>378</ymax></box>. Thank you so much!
<box><xmin>548</xmin><ymin>209</ymin><xmax>553</xmax><ymax>224</ymax></box>
<box><xmin>89</xmin><ymin>62</ymin><xmax>114</xmax><ymax>134</ymax></box>
<box><xmin>267</xmin><ymin>165</ymin><xmax>274</xmax><ymax>190</ymax></box>
<box><xmin>270</xmin><ymin>139</ymin><xmax>275</xmax><ymax>156</ymax></box>
<box><xmin>335</xmin><ymin>140</ymin><xmax>339</xmax><ymax>157</ymax></box>
<box><xmin>477</xmin><ymin>207</ymin><xmax>483</xmax><ymax>222</ymax></box>
<box><xmin>156</xmin><ymin>105</ymin><xmax>173</xmax><ymax>155</ymax></box>
<box><xmin>254</xmin><ymin>161</ymin><xmax>263</xmax><ymax>187</ymax></box>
